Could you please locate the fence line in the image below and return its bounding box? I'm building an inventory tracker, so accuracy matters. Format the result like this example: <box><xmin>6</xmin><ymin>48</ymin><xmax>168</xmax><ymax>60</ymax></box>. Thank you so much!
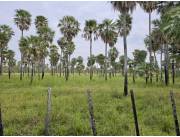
<box><xmin>44</xmin><ymin>87</ymin><xmax>52</xmax><ymax>136</ymax></box>
<box><xmin>169</xmin><ymin>90</ymin><xmax>180</xmax><ymax>136</ymax></box>
<box><xmin>0</xmin><ymin>88</ymin><xmax>180</xmax><ymax>136</ymax></box>
<box><xmin>86</xmin><ymin>90</ymin><xmax>97</xmax><ymax>136</ymax></box>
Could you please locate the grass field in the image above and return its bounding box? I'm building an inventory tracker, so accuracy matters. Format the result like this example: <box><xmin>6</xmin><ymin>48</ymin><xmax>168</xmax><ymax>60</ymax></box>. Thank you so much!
<box><xmin>0</xmin><ymin>73</ymin><xmax>180</xmax><ymax>135</ymax></box>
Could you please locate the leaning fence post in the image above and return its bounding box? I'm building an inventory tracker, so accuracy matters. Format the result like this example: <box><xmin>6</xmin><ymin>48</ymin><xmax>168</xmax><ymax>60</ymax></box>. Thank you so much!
<box><xmin>0</xmin><ymin>104</ymin><xmax>3</xmax><ymax>136</ymax></box>
<box><xmin>44</xmin><ymin>87</ymin><xmax>52</xmax><ymax>136</ymax></box>
<box><xmin>86</xmin><ymin>90</ymin><xmax>97</xmax><ymax>136</ymax></box>
<box><xmin>169</xmin><ymin>90</ymin><xmax>180</xmax><ymax>136</ymax></box>
<box><xmin>130</xmin><ymin>89</ymin><xmax>140</xmax><ymax>136</ymax></box>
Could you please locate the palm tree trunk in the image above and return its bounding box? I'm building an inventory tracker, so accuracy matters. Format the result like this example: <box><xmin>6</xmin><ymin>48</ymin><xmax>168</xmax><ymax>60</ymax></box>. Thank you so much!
<box><xmin>164</xmin><ymin>44</ymin><xmax>169</xmax><ymax>86</ymax></box>
<box><xmin>30</xmin><ymin>62</ymin><xmax>34</xmax><ymax>84</ymax></box>
<box><xmin>148</xmin><ymin>12</ymin><xmax>153</xmax><ymax>83</ymax></box>
<box><xmin>133</xmin><ymin>65</ymin><xmax>135</xmax><ymax>84</ymax></box>
<box><xmin>90</xmin><ymin>36</ymin><xmax>93</xmax><ymax>80</ymax></box>
<box><xmin>20</xmin><ymin>30</ymin><xmax>24</xmax><ymax>80</ymax></box>
<box><xmin>123</xmin><ymin>13</ymin><xmax>128</xmax><ymax>96</ymax></box>
<box><xmin>123</xmin><ymin>35</ymin><xmax>128</xmax><ymax>96</ymax></box>
<box><xmin>65</xmin><ymin>55</ymin><xmax>69</xmax><ymax>81</ymax></box>
<box><xmin>8</xmin><ymin>64</ymin><xmax>11</xmax><ymax>79</ymax></box>
<box><xmin>105</xmin><ymin>42</ymin><xmax>108</xmax><ymax>81</ymax></box>
<box><xmin>160</xmin><ymin>46</ymin><xmax>163</xmax><ymax>82</ymax></box>
<box><xmin>172</xmin><ymin>59</ymin><xmax>175</xmax><ymax>84</ymax></box>
<box><xmin>42</xmin><ymin>58</ymin><xmax>45</xmax><ymax>79</ymax></box>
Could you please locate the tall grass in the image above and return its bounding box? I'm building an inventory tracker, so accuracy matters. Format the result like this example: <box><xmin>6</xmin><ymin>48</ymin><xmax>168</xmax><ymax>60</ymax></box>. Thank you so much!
<box><xmin>0</xmin><ymin>73</ymin><xmax>180</xmax><ymax>135</ymax></box>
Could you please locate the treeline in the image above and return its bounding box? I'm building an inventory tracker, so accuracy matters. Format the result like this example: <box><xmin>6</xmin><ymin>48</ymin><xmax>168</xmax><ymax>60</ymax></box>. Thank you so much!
<box><xmin>0</xmin><ymin>1</ymin><xmax>180</xmax><ymax>96</ymax></box>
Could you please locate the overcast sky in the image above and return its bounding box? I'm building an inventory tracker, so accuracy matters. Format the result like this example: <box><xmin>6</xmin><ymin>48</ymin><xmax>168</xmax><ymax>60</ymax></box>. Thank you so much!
<box><xmin>0</xmin><ymin>1</ymin><xmax>159</xmax><ymax>65</ymax></box>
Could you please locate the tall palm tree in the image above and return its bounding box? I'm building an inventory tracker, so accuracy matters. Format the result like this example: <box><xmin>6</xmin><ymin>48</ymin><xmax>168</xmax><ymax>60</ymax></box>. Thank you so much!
<box><xmin>36</xmin><ymin>26</ymin><xmax>54</xmax><ymax>79</ymax></box>
<box><xmin>14</xmin><ymin>9</ymin><xmax>31</xmax><ymax>80</ymax></box>
<box><xmin>0</xmin><ymin>25</ymin><xmax>14</xmax><ymax>75</ymax></box>
<box><xmin>111</xmin><ymin>1</ymin><xmax>136</xmax><ymax>96</ymax></box>
<box><xmin>98</xmin><ymin>19</ymin><xmax>117</xmax><ymax>80</ymax></box>
<box><xmin>139</xmin><ymin>2</ymin><xmax>157</xmax><ymax>83</ymax></box>
<box><xmin>82</xmin><ymin>19</ymin><xmax>98</xmax><ymax>80</ymax></box>
<box><xmin>58</xmin><ymin>16</ymin><xmax>80</xmax><ymax>81</ymax></box>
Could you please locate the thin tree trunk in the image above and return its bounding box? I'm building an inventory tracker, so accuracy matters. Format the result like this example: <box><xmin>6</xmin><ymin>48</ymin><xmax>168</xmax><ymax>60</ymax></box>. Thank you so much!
<box><xmin>42</xmin><ymin>58</ymin><xmax>45</xmax><ymax>79</ymax></box>
<box><xmin>164</xmin><ymin>44</ymin><xmax>169</xmax><ymax>86</ymax></box>
<box><xmin>20</xmin><ymin>30</ymin><xmax>24</xmax><ymax>80</ymax></box>
<box><xmin>124</xmin><ymin>35</ymin><xmax>128</xmax><ymax>96</ymax></box>
<box><xmin>30</xmin><ymin>63</ymin><xmax>34</xmax><ymax>84</ymax></box>
<box><xmin>160</xmin><ymin>46</ymin><xmax>163</xmax><ymax>82</ymax></box>
<box><xmin>149</xmin><ymin>12</ymin><xmax>153</xmax><ymax>83</ymax></box>
<box><xmin>105</xmin><ymin>42</ymin><xmax>108</xmax><ymax>81</ymax></box>
<box><xmin>8</xmin><ymin>65</ymin><xmax>11</xmax><ymax>79</ymax></box>
<box><xmin>90</xmin><ymin>35</ymin><xmax>93</xmax><ymax>80</ymax></box>
<box><xmin>172</xmin><ymin>59</ymin><xmax>175</xmax><ymax>84</ymax></box>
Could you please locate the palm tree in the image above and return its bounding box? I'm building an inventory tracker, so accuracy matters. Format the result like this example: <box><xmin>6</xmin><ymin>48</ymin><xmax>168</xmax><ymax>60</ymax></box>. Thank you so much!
<box><xmin>108</xmin><ymin>47</ymin><xmax>119</xmax><ymax>77</ymax></box>
<box><xmin>98</xmin><ymin>19</ymin><xmax>117</xmax><ymax>80</ymax></box>
<box><xmin>82</xmin><ymin>19</ymin><xmax>98</xmax><ymax>80</ymax></box>
<box><xmin>96</xmin><ymin>54</ymin><xmax>105</xmax><ymax>76</ymax></box>
<box><xmin>116</xmin><ymin>13</ymin><xmax>132</xmax><ymax>95</ymax></box>
<box><xmin>0</xmin><ymin>25</ymin><xmax>14</xmax><ymax>75</ymax></box>
<box><xmin>139</xmin><ymin>2</ymin><xmax>157</xmax><ymax>83</ymax></box>
<box><xmin>14</xmin><ymin>9</ymin><xmax>31</xmax><ymax>80</ymax></box>
<box><xmin>111</xmin><ymin>1</ymin><xmax>136</xmax><ymax>96</ymax></box>
<box><xmin>58</xmin><ymin>16</ymin><xmax>80</xmax><ymax>81</ymax></box>
<box><xmin>70</xmin><ymin>58</ymin><xmax>77</xmax><ymax>75</ymax></box>
<box><xmin>37</xmin><ymin>26</ymin><xmax>54</xmax><ymax>79</ymax></box>
<box><xmin>35</xmin><ymin>16</ymin><xmax>48</xmax><ymax>31</ymax></box>
<box><xmin>49</xmin><ymin>45</ymin><xmax>60</xmax><ymax>76</ymax></box>
<box><xmin>5</xmin><ymin>50</ymin><xmax>15</xmax><ymax>79</ymax></box>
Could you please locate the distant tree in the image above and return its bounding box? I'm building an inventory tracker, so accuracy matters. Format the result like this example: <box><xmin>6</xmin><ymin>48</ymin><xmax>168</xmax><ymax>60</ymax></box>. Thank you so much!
<box><xmin>5</xmin><ymin>50</ymin><xmax>16</xmax><ymax>79</ymax></box>
<box><xmin>98</xmin><ymin>19</ymin><xmax>117</xmax><ymax>80</ymax></box>
<box><xmin>82</xmin><ymin>19</ymin><xmax>98</xmax><ymax>80</ymax></box>
<box><xmin>49</xmin><ymin>45</ymin><xmax>60</xmax><ymax>76</ymax></box>
<box><xmin>133</xmin><ymin>49</ymin><xmax>147</xmax><ymax>65</ymax></box>
<box><xmin>76</xmin><ymin>56</ymin><xmax>84</xmax><ymax>75</ymax></box>
<box><xmin>70</xmin><ymin>58</ymin><xmax>77</xmax><ymax>75</ymax></box>
<box><xmin>58</xmin><ymin>16</ymin><xmax>80</xmax><ymax>81</ymax></box>
<box><xmin>0</xmin><ymin>25</ymin><xmax>14</xmax><ymax>75</ymax></box>
<box><xmin>139</xmin><ymin>1</ymin><xmax>158</xmax><ymax>83</ymax></box>
<box><xmin>14</xmin><ymin>9</ymin><xmax>31</xmax><ymax>80</ymax></box>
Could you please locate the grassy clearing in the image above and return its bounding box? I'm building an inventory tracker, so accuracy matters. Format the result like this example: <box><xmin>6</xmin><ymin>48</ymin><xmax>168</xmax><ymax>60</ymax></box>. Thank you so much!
<box><xmin>0</xmin><ymin>73</ymin><xmax>180</xmax><ymax>135</ymax></box>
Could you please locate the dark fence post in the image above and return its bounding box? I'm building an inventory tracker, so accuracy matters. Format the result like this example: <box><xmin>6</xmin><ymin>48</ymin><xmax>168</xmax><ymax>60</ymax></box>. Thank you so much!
<box><xmin>169</xmin><ymin>90</ymin><xmax>180</xmax><ymax>136</ymax></box>
<box><xmin>0</xmin><ymin>105</ymin><xmax>3</xmax><ymax>136</ymax></box>
<box><xmin>86</xmin><ymin>90</ymin><xmax>97</xmax><ymax>136</ymax></box>
<box><xmin>130</xmin><ymin>89</ymin><xmax>140</xmax><ymax>136</ymax></box>
<box><xmin>44</xmin><ymin>87</ymin><xmax>52</xmax><ymax>136</ymax></box>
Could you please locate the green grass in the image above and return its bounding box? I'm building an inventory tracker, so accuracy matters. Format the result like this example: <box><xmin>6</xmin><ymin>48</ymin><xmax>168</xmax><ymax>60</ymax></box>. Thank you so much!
<box><xmin>0</xmin><ymin>73</ymin><xmax>180</xmax><ymax>135</ymax></box>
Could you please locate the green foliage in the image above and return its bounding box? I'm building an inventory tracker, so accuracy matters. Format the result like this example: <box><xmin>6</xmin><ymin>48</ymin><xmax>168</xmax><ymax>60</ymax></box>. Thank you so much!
<box><xmin>0</xmin><ymin>74</ymin><xmax>180</xmax><ymax>135</ymax></box>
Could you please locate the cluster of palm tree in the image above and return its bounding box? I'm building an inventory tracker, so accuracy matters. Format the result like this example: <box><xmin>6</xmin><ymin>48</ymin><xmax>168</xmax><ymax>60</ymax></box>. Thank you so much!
<box><xmin>0</xmin><ymin>1</ymin><xmax>180</xmax><ymax>96</ymax></box>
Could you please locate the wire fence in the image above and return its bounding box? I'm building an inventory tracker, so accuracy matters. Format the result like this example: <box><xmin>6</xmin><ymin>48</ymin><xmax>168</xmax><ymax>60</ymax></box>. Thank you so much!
<box><xmin>0</xmin><ymin>88</ymin><xmax>180</xmax><ymax>136</ymax></box>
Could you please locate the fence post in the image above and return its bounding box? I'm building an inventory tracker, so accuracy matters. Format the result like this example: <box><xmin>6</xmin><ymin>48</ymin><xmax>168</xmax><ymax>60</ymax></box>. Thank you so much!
<box><xmin>130</xmin><ymin>89</ymin><xmax>140</xmax><ymax>136</ymax></box>
<box><xmin>169</xmin><ymin>90</ymin><xmax>180</xmax><ymax>136</ymax></box>
<box><xmin>0</xmin><ymin>105</ymin><xmax>3</xmax><ymax>136</ymax></box>
<box><xmin>86</xmin><ymin>90</ymin><xmax>97</xmax><ymax>136</ymax></box>
<box><xmin>44</xmin><ymin>87</ymin><xmax>52</xmax><ymax>136</ymax></box>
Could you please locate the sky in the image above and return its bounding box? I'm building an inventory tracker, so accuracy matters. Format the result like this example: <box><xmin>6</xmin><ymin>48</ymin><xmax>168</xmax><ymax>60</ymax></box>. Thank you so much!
<box><xmin>0</xmin><ymin>1</ymin><xmax>160</xmax><ymax>65</ymax></box>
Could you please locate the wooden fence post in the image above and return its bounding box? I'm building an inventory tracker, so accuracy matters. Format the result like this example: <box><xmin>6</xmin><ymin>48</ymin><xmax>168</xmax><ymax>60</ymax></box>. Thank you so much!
<box><xmin>169</xmin><ymin>90</ymin><xmax>180</xmax><ymax>136</ymax></box>
<box><xmin>44</xmin><ymin>87</ymin><xmax>52</xmax><ymax>136</ymax></box>
<box><xmin>130</xmin><ymin>89</ymin><xmax>140</xmax><ymax>136</ymax></box>
<box><xmin>0</xmin><ymin>105</ymin><xmax>3</xmax><ymax>136</ymax></box>
<box><xmin>86</xmin><ymin>90</ymin><xmax>97</xmax><ymax>136</ymax></box>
